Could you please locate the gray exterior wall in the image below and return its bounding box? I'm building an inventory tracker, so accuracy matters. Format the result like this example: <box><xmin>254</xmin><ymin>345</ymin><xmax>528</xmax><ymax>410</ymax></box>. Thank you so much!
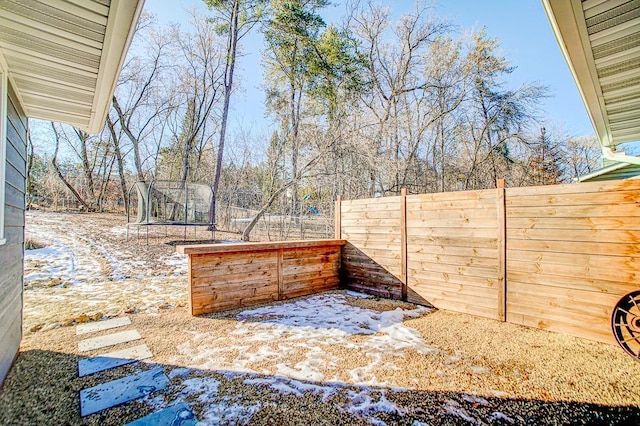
<box><xmin>0</xmin><ymin>81</ymin><xmax>27</xmax><ymax>385</ymax></box>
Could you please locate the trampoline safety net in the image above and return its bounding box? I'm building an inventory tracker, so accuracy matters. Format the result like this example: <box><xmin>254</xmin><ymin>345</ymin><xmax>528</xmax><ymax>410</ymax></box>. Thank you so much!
<box><xmin>128</xmin><ymin>181</ymin><xmax>214</xmax><ymax>225</ymax></box>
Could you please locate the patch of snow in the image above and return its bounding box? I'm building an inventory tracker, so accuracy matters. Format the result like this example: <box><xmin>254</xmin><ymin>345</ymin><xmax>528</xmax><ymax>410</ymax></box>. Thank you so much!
<box><xmin>244</xmin><ymin>376</ymin><xmax>338</xmax><ymax>402</ymax></box>
<box><xmin>343</xmin><ymin>390</ymin><xmax>404</xmax><ymax>425</ymax></box>
<box><xmin>198</xmin><ymin>400</ymin><xmax>261</xmax><ymax>426</ymax></box>
<box><xmin>346</xmin><ymin>290</ymin><xmax>372</xmax><ymax>298</ymax></box>
<box><xmin>444</xmin><ymin>400</ymin><xmax>477</xmax><ymax>424</ymax></box>
<box><xmin>169</xmin><ymin>367</ymin><xmax>191</xmax><ymax>379</ymax></box>
<box><xmin>491</xmin><ymin>412</ymin><xmax>514</xmax><ymax>423</ymax></box>
<box><xmin>462</xmin><ymin>394</ymin><xmax>490</xmax><ymax>406</ymax></box>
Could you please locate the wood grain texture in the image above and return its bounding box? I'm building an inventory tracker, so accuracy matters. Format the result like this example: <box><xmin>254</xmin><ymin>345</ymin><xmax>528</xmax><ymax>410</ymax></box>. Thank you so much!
<box><xmin>184</xmin><ymin>240</ymin><xmax>344</xmax><ymax>315</ymax></box>
<box><xmin>506</xmin><ymin>180</ymin><xmax>640</xmax><ymax>344</ymax></box>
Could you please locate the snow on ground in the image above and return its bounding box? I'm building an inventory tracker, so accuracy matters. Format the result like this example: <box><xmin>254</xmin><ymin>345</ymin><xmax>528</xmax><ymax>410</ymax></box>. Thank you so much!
<box><xmin>162</xmin><ymin>293</ymin><xmax>439</xmax><ymax>425</ymax></box>
<box><xmin>174</xmin><ymin>293</ymin><xmax>434</xmax><ymax>387</ymax></box>
<box><xmin>23</xmin><ymin>212</ymin><xmax>188</xmax><ymax>330</ymax></box>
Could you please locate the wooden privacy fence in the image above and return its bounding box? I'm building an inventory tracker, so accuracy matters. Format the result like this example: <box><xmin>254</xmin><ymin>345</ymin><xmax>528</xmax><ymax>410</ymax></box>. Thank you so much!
<box><xmin>337</xmin><ymin>179</ymin><xmax>640</xmax><ymax>344</ymax></box>
<box><xmin>177</xmin><ymin>240</ymin><xmax>346</xmax><ymax>315</ymax></box>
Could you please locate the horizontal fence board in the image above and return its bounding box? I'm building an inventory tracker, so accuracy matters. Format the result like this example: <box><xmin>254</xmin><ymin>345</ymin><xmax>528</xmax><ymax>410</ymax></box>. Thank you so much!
<box><xmin>506</xmin><ymin>311</ymin><xmax>613</xmax><ymax>344</ymax></box>
<box><xmin>408</xmin><ymin>261</ymin><xmax>498</xmax><ymax>279</ymax></box>
<box><xmin>507</xmin><ymin>238</ymin><xmax>640</xmax><ymax>257</ymax></box>
<box><xmin>406</xmin><ymin>226</ymin><xmax>498</xmax><ymax>239</ymax></box>
<box><xmin>407</xmin><ymin>189</ymin><xmax>497</xmax><ymax>202</ymax></box>
<box><xmin>407</xmin><ymin>217</ymin><xmax>498</xmax><ymax>229</ymax></box>
<box><xmin>407</xmin><ymin>245</ymin><xmax>497</xmax><ymax>259</ymax></box>
<box><xmin>191</xmin><ymin>260</ymin><xmax>277</xmax><ymax>279</ymax></box>
<box><xmin>506</xmin><ymin>180</ymin><xmax>640</xmax><ymax>196</ymax></box>
<box><xmin>507</xmin><ymin>190</ymin><xmax>640</xmax><ymax>207</ymax></box>
<box><xmin>408</xmin><ymin>236</ymin><xmax>498</xmax><ymax>249</ymax></box>
<box><xmin>409</xmin><ymin>269</ymin><xmax>499</xmax><ymax>289</ymax></box>
<box><xmin>507</xmin><ymin>270</ymin><xmax>640</xmax><ymax>294</ymax></box>
<box><xmin>507</xmin><ymin>249</ymin><xmax>640</xmax><ymax>270</ymax></box>
<box><xmin>407</xmin><ymin>208</ymin><xmax>499</xmax><ymax>221</ymax></box>
<box><xmin>407</xmin><ymin>252</ymin><xmax>498</xmax><ymax>269</ymax></box>
<box><xmin>507</xmin><ymin>228</ymin><xmax>640</xmax><ymax>244</ymax></box>
<box><xmin>506</xmin><ymin>204</ymin><xmax>640</xmax><ymax>218</ymax></box>
<box><xmin>406</xmin><ymin>198</ymin><xmax>496</xmax><ymax>211</ymax></box>
<box><xmin>507</xmin><ymin>216</ymin><xmax>640</xmax><ymax>231</ymax></box>
<box><xmin>507</xmin><ymin>259</ymin><xmax>638</xmax><ymax>283</ymax></box>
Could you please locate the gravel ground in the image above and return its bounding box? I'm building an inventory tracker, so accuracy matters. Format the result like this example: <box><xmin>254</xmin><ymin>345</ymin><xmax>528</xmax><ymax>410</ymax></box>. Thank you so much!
<box><xmin>1</xmin><ymin>211</ymin><xmax>639</xmax><ymax>425</ymax></box>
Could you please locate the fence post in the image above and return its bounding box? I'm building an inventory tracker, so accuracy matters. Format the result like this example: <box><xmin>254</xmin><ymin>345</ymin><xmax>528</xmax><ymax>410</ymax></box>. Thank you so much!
<box><xmin>496</xmin><ymin>179</ymin><xmax>507</xmax><ymax>321</ymax></box>
<box><xmin>401</xmin><ymin>188</ymin><xmax>408</xmax><ymax>302</ymax></box>
<box><xmin>334</xmin><ymin>195</ymin><xmax>342</xmax><ymax>239</ymax></box>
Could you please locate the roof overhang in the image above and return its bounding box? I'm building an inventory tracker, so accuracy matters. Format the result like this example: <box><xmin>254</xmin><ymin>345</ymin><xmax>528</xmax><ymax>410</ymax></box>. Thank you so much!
<box><xmin>542</xmin><ymin>0</ymin><xmax>640</xmax><ymax>148</ymax></box>
<box><xmin>0</xmin><ymin>0</ymin><xmax>144</xmax><ymax>134</ymax></box>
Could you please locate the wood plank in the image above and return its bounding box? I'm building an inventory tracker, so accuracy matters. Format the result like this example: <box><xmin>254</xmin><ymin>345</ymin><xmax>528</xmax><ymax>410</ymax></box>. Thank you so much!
<box><xmin>341</xmin><ymin>218</ymin><xmax>400</xmax><ymax>227</ymax></box>
<box><xmin>407</xmin><ymin>226</ymin><xmax>499</xmax><ymax>239</ymax></box>
<box><xmin>178</xmin><ymin>239</ymin><xmax>346</xmax><ymax>255</ymax></box>
<box><xmin>282</xmin><ymin>259</ymin><xmax>340</xmax><ymax>276</ymax></box>
<box><xmin>192</xmin><ymin>268</ymin><xmax>277</xmax><ymax>287</ymax></box>
<box><xmin>507</xmin><ymin>259</ymin><xmax>638</xmax><ymax>283</ymax></box>
<box><xmin>282</xmin><ymin>276</ymin><xmax>340</xmax><ymax>293</ymax></box>
<box><xmin>506</xmin><ymin>311</ymin><xmax>613</xmax><ymax>344</ymax></box>
<box><xmin>507</xmin><ymin>285</ymin><xmax>620</xmax><ymax>312</ymax></box>
<box><xmin>496</xmin><ymin>179</ymin><xmax>506</xmax><ymax>322</ymax></box>
<box><xmin>407</xmin><ymin>293</ymin><xmax>498</xmax><ymax>319</ymax></box>
<box><xmin>401</xmin><ymin>188</ymin><xmax>408</xmax><ymax>301</ymax></box>
<box><xmin>341</xmin><ymin>210</ymin><xmax>401</xmax><ymax>220</ymax></box>
<box><xmin>406</xmin><ymin>197</ymin><xmax>497</xmax><ymax>211</ymax></box>
<box><xmin>506</xmin><ymin>203</ymin><xmax>640</xmax><ymax>218</ymax></box>
<box><xmin>505</xmin><ymin>179</ymin><xmax>640</xmax><ymax>197</ymax></box>
<box><xmin>191</xmin><ymin>251</ymin><xmax>276</xmax><ymax>268</ymax></box>
<box><xmin>192</xmin><ymin>284</ymin><xmax>277</xmax><ymax>303</ymax></box>
<box><xmin>282</xmin><ymin>246</ymin><xmax>341</xmax><ymax>260</ymax></box>
<box><xmin>344</xmin><ymin>282</ymin><xmax>402</xmax><ymax>299</ymax></box>
<box><xmin>407</xmin><ymin>244</ymin><xmax>497</xmax><ymax>259</ymax></box>
<box><xmin>282</xmin><ymin>268</ymin><xmax>340</xmax><ymax>284</ymax></box>
<box><xmin>191</xmin><ymin>260</ymin><xmax>278</xmax><ymax>279</ymax></box>
<box><xmin>408</xmin><ymin>261</ymin><xmax>498</xmax><ymax>279</ymax></box>
<box><xmin>506</xmin><ymin>189</ymin><xmax>640</xmax><ymax>207</ymax></box>
<box><xmin>408</xmin><ymin>269</ymin><xmax>498</xmax><ymax>289</ymax></box>
<box><xmin>507</xmin><ymin>249</ymin><xmax>640</xmax><ymax>270</ymax></box>
<box><xmin>410</xmin><ymin>281</ymin><xmax>497</xmax><ymax>300</ymax></box>
<box><xmin>407</xmin><ymin>252</ymin><xmax>497</xmax><ymax>269</ymax></box>
<box><xmin>507</xmin><ymin>216</ymin><xmax>640</xmax><ymax>231</ymax></box>
<box><xmin>281</xmin><ymin>252</ymin><xmax>340</xmax><ymax>267</ymax></box>
<box><xmin>507</xmin><ymin>238</ymin><xmax>640</xmax><ymax>257</ymax></box>
<box><xmin>507</xmin><ymin>270</ymin><xmax>640</xmax><ymax>294</ymax></box>
<box><xmin>407</xmin><ymin>189</ymin><xmax>496</xmax><ymax>203</ymax></box>
<box><xmin>406</xmin><ymin>208</ymin><xmax>499</xmax><ymax>221</ymax></box>
<box><xmin>191</xmin><ymin>276</ymin><xmax>277</xmax><ymax>292</ymax></box>
<box><xmin>407</xmin><ymin>217</ymin><xmax>498</xmax><ymax>229</ymax></box>
<box><xmin>507</xmin><ymin>228</ymin><xmax>640</xmax><ymax>244</ymax></box>
<box><xmin>342</xmin><ymin>196</ymin><xmax>401</xmax><ymax>207</ymax></box>
<box><xmin>407</xmin><ymin>236</ymin><xmax>497</xmax><ymax>249</ymax></box>
<box><xmin>192</xmin><ymin>294</ymin><xmax>278</xmax><ymax>315</ymax></box>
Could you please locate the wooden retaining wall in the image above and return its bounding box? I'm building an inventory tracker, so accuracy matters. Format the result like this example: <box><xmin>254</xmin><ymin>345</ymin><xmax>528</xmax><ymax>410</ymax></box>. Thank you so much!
<box><xmin>177</xmin><ymin>240</ymin><xmax>346</xmax><ymax>315</ymax></box>
<box><xmin>338</xmin><ymin>179</ymin><xmax>640</xmax><ymax>344</ymax></box>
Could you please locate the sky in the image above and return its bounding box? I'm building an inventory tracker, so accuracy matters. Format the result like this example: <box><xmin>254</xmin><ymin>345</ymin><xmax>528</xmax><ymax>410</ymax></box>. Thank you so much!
<box><xmin>144</xmin><ymin>0</ymin><xmax>595</xmax><ymax>139</ymax></box>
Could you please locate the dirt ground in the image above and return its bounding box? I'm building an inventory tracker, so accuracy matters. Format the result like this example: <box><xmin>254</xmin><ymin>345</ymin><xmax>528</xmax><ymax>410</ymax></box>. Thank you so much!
<box><xmin>1</xmin><ymin>211</ymin><xmax>640</xmax><ymax>425</ymax></box>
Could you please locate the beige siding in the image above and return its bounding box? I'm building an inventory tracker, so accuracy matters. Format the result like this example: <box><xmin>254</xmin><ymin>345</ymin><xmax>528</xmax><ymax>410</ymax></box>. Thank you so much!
<box><xmin>1</xmin><ymin>82</ymin><xmax>26</xmax><ymax>385</ymax></box>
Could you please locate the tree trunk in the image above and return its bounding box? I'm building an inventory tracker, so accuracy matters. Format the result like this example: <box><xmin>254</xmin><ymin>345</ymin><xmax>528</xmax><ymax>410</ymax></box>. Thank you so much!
<box><xmin>106</xmin><ymin>114</ymin><xmax>129</xmax><ymax>213</ymax></box>
<box><xmin>51</xmin><ymin>123</ymin><xmax>92</xmax><ymax>211</ymax></box>
<box><xmin>210</xmin><ymin>0</ymin><xmax>240</xmax><ymax>230</ymax></box>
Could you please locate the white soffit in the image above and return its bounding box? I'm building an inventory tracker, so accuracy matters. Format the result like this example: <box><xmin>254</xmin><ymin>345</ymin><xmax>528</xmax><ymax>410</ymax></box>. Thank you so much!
<box><xmin>543</xmin><ymin>0</ymin><xmax>640</xmax><ymax>147</ymax></box>
<box><xmin>0</xmin><ymin>0</ymin><xmax>144</xmax><ymax>133</ymax></box>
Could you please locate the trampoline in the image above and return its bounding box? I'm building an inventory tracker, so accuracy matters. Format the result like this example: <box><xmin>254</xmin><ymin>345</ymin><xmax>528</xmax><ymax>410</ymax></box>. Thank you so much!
<box><xmin>126</xmin><ymin>180</ymin><xmax>215</xmax><ymax>243</ymax></box>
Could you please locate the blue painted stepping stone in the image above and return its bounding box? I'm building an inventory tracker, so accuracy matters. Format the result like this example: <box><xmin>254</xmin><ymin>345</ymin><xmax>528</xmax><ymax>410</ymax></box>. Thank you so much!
<box><xmin>80</xmin><ymin>367</ymin><xmax>169</xmax><ymax>416</ymax></box>
<box><xmin>126</xmin><ymin>402</ymin><xmax>198</xmax><ymax>426</ymax></box>
<box><xmin>78</xmin><ymin>344</ymin><xmax>153</xmax><ymax>377</ymax></box>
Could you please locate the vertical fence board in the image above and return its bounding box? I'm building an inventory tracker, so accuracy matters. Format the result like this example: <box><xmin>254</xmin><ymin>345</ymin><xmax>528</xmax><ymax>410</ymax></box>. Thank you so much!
<box><xmin>496</xmin><ymin>179</ymin><xmax>506</xmax><ymax>321</ymax></box>
<box><xmin>400</xmin><ymin>188</ymin><xmax>408</xmax><ymax>301</ymax></box>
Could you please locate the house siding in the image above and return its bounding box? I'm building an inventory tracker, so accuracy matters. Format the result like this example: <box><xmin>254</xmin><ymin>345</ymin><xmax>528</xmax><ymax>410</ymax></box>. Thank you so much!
<box><xmin>0</xmin><ymin>81</ymin><xmax>27</xmax><ymax>386</ymax></box>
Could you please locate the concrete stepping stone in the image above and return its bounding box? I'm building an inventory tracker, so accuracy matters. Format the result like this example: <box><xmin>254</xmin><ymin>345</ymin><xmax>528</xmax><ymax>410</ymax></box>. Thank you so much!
<box><xmin>78</xmin><ymin>329</ymin><xmax>142</xmax><ymax>352</ymax></box>
<box><xmin>80</xmin><ymin>367</ymin><xmax>169</xmax><ymax>417</ymax></box>
<box><xmin>78</xmin><ymin>344</ymin><xmax>153</xmax><ymax>377</ymax></box>
<box><xmin>126</xmin><ymin>402</ymin><xmax>198</xmax><ymax>426</ymax></box>
<box><xmin>77</xmin><ymin>317</ymin><xmax>131</xmax><ymax>335</ymax></box>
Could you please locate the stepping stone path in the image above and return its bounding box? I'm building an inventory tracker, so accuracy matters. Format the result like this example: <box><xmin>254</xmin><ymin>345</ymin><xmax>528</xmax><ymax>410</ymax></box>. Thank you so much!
<box><xmin>126</xmin><ymin>402</ymin><xmax>198</xmax><ymax>426</ymax></box>
<box><xmin>75</xmin><ymin>316</ymin><xmax>197</xmax><ymax>423</ymax></box>
<box><xmin>77</xmin><ymin>317</ymin><xmax>132</xmax><ymax>335</ymax></box>
<box><xmin>78</xmin><ymin>344</ymin><xmax>153</xmax><ymax>377</ymax></box>
<box><xmin>78</xmin><ymin>329</ymin><xmax>142</xmax><ymax>352</ymax></box>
